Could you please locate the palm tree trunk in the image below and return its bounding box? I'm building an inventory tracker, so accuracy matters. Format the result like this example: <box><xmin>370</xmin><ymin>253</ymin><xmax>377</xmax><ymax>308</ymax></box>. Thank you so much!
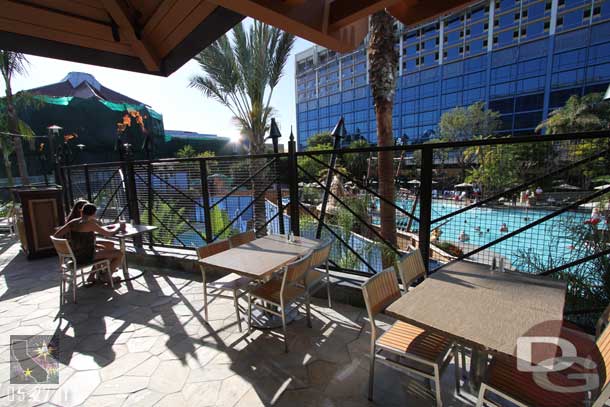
<box><xmin>369</xmin><ymin>11</ymin><xmax>397</xmax><ymax>267</ymax></box>
<box><xmin>250</xmin><ymin>136</ymin><xmax>268</xmax><ymax>236</ymax></box>
<box><xmin>2</xmin><ymin>153</ymin><xmax>13</xmax><ymax>187</ymax></box>
<box><xmin>5</xmin><ymin>83</ymin><xmax>29</xmax><ymax>185</ymax></box>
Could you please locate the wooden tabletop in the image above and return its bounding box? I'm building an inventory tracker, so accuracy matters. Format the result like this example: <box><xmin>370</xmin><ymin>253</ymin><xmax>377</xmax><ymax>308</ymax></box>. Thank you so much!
<box><xmin>199</xmin><ymin>234</ymin><xmax>322</xmax><ymax>279</ymax></box>
<box><xmin>111</xmin><ymin>224</ymin><xmax>158</xmax><ymax>239</ymax></box>
<box><xmin>385</xmin><ymin>261</ymin><xmax>567</xmax><ymax>357</ymax></box>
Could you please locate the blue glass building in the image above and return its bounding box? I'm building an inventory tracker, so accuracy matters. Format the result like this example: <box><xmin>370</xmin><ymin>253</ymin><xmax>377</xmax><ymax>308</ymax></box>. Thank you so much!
<box><xmin>295</xmin><ymin>0</ymin><xmax>610</xmax><ymax>149</ymax></box>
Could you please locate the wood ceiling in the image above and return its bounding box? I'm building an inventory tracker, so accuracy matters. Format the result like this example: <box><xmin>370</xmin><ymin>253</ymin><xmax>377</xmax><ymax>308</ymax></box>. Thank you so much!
<box><xmin>0</xmin><ymin>0</ymin><xmax>474</xmax><ymax>76</ymax></box>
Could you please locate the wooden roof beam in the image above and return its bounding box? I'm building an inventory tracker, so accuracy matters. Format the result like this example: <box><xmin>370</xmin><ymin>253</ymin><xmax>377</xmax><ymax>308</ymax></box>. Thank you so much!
<box><xmin>101</xmin><ymin>0</ymin><xmax>160</xmax><ymax>72</ymax></box>
<box><xmin>328</xmin><ymin>0</ymin><xmax>399</xmax><ymax>31</ymax></box>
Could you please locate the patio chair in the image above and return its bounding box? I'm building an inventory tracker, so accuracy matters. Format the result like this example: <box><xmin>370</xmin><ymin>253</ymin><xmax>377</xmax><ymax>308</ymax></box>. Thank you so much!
<box><xmin>476</xmin><ymin>303</ymin><xmax>610</xmax><ymax>407</ymax></box>
<box><xmin>396</xmin><ymin>249</ymin><xmax>427</xmax><ymax>292</ymax></box>
<box><xmin>0</xmin><ymin>205</ymin><xmax>16</xmax><ymax>235</ymax></box>
<box><xmin>362</xmin><ymin>268</ymin><xmax>459</xmax><ymax>406</ymax></box>
<box><xmin>51</xmin><ymin>236</ymin><xmax>112</xmax><ymax>305</ymax></box>
<box><xmin>303</xmin><ymin>238</ymin><xmax>333</xmax><ymax>308</ymax></box>
<box><xmin>229</xmin><ymin>230</ymin><xmax>256</xmax><ymax>248</ymax></box>
<box><xmin>196</xmin><ymin>240</ymin><xmax>253</xmax><ymax>332</ymax></box>
<box><xmin>247</xmin><ymin>252</ymin><xmax>313</xmax><ymax>352</ymax></box>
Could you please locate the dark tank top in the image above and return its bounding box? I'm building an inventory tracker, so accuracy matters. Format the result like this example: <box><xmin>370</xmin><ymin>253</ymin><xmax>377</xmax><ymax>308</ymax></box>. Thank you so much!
<box><xmin>69</xmin><ymin>223</ymin><xmax>95</xmax><ymax>265</ymax></box>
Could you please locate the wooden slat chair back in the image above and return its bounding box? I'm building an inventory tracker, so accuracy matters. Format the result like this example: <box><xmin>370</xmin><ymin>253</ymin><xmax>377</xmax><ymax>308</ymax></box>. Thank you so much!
<box><xmin>51</xmin><ymin>236</ymin><xmax>74</xmax><ymax>259</ymax></box>
<box><xmin>51</xmin><ymin>236</ymin><xmax>111</xmax><ymax>304</ymax></box>
<box><xmin>596</xmin><ymin>302</ymin><xmax>610</xmax><ymax>338</ymax></box>
<box><xmin>229</xmin><ymin>230</ymin><xmax>255</xmax><ymax>248</ymax></box>
<box><xmin>196</xmin><ymin>239</ymin><xmax>251</xmax><ymax>331</ymax></box>
<box><xmin>282</xmin><ymin>252</ymin><xmax>313</xmax><ymax>291</ymax></box>
<box><xmin>362</xmin><ymin>267</ymin><xmax>401</xmax><ymax>321</ymax></box>
<box><xmin>310</xmin><ymin>238</ymin><xmax>333</xmax><ymax>268</ymax></box>
<box><xmin>196</xmin><ymin>239</ymin><xmax>230</xmax><ymax>260</ymax></box>
<box><xmin>305</xmin><ymin>238</ymin><xmax>334</xmax><ymax>307</ymax></box>
<box><xmin>396</xmin><ymin>249</ymin><xmax>427</xmax><ymax>291</ymax></box>
<box><xmin>593</xmin><ymin>324</ymin><xmax>610</xmax><ymax>406</ymax></box>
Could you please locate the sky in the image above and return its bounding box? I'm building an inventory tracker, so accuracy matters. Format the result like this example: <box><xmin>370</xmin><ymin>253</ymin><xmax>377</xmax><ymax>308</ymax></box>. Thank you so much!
<box><xmin>0</xmin><ymin>35</ymin><xmax>313</xmax><ymax>148</ymax></box>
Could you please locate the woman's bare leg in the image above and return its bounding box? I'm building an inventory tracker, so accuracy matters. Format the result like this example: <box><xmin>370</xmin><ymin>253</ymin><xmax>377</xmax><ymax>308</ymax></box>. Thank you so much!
<box><xmin>94</xmin><ymin>249</ymin><xmax>124</xmax><ymax>274</ymax></box>
<box><xmin>96</xmin><ymin>239</ymin><xmax>115</xmax><ymax>251</ymax></box>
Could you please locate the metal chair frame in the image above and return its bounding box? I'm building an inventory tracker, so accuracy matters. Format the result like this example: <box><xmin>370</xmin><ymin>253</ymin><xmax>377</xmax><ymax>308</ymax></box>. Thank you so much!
<box><xmin>247</xmin><ymin>253</ymin><xmax>313</xmax><ymax>352</ymax></box>
<box><xmin>51</xmin><ymin>236</ymin><xmax>112</xmax><ymax>305</ymax></box>
<box><xmin>362</xmin><ymin>268</ymin><xmax>460</xmax><ymax>407</ymax></box>
<box><xmin>304</xmin><ymin>238</ymin><xmax>334</xmax><ymax>308</ymax></box>
<box><xmin>197</xmin><ymin>239</ymin><xmax>253</xmax><ymax>332</ymax></box>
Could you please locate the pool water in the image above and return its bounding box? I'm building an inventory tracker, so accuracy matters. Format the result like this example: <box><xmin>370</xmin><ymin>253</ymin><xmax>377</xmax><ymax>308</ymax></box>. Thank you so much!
<box><xmin>377</xmin><ymin>199</ymin><xmax>602</xmax><ymax>268</ymax></box>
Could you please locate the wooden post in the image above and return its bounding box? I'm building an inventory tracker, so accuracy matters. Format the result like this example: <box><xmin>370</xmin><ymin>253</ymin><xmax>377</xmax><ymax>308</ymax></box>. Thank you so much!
<box><xmin>200</xmin><ymin>159</ymin><xmax>214</xmax><ymax>243</ymax></box>
<box><xmin>418</xmin><ymin>146</ymin><xmax>433</xmax><ymax>272</ymax></box>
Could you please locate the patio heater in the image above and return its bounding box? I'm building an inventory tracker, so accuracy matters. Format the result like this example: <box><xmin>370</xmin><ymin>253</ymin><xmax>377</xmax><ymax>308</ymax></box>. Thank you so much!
<box><xmin>46</xmin><ymin>125</ymin><xmax>62</xmax><ymax>185</ymax></box>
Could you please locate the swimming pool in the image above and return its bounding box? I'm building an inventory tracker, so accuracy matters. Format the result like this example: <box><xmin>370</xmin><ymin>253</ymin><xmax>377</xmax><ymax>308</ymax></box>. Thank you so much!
<box><xmin>378</xmin><ymin>199</ymin><xmax>600</xmax><ymax>270</ymax></box>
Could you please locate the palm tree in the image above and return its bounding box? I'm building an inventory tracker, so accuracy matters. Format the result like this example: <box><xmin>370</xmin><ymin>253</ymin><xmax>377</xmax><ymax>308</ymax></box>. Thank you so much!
<box><xmin>536</xmin><ymin>93</ymin><xmax>610</xmax><ymax>134</ymax></box>
<box><xmin>0</xmin><ymin>130</ymin><xmax>14</xmax><ymax>187</ymax></box>
<box><xmin>368</xmin><ymin>11</ymin><xmax>398</xmax><ymax>265</ymax></box>
<box><xmin>189</xmin><ymin>21</ymin><xmax>294</xmax><ymax>235</ymax></box>
<box><xmin>0</xmin><ymin>50</ymin><xmax>30</xmax><ymax>185</ymax></box>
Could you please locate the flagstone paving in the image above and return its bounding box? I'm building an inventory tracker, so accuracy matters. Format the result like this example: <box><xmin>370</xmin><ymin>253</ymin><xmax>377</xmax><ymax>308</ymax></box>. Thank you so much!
<box><xmin>0</xmin><ymin>238</ymin><xmax>473</xmax><ymax>406</ymax></box>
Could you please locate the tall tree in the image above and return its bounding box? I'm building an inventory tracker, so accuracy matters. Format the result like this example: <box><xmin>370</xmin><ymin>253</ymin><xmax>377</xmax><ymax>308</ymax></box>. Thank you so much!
<box><xmin>440</xmin><ymin>102</ymin><xmax>501</xmax><ymax>178</ymax></box>
<box><xmin>537</xmin><ymin>93</ymin><xmax>610</xmax><ymax>186</ymax></box>
<box><xmin>368</xmin><ymin>11</ymin><xmax>398</xmax><ymax>265</ymax></box>
<box><xmin>189</xmin><ymin>21</ymin><xmax>294</xmax><ymax>234</ymax></box>
<box><xmin>0</xmin><ymin>51</ymin><xmax>30</xmax><ymax>185</ymax></box>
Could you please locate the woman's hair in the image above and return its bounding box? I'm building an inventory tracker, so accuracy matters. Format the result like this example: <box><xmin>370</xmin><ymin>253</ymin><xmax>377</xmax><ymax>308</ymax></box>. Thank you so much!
<box><xmin>67</xmin><ymin>199</ymin><xmax>89</xmax><ymax>221</ymax></box>
<box><xmin>82</xmin><ymin>203</ymin><xmax>97</xmax><ymax>217</ymax></box>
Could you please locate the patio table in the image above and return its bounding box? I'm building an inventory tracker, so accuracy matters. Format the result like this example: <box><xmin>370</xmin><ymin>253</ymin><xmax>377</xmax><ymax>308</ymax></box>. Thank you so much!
<box><xmin>199</xmin><ymin>234</ymin><xmax>322</xmax><ymax>328</ymax></box>
<box><xmin>385</xmin><ymin>260</ymin><xmax>566</xmax><ymax>392</ymax></box>
<box><xmin>111</xmin><ymin>224</ymin><xmax>157</xmax><ymax>281</ymax></box>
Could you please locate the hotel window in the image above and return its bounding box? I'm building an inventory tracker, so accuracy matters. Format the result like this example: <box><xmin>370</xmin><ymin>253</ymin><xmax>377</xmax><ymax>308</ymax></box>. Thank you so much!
<box><xmin>443</xmin><ymin>76</ymin><xmax>462</xmax><ymax>92</ymax></box>
<box><xmin>516</xmin><ymin>75</ymin><xmax>545</xmax><ymax>93</ymax></box>
<box><xmin>587</xmin><ymin>64</ymin><xmax>610</xmax><ymax>82</ymax></box>
<box><xmin>518</xmin><ymin>58</ymin><xmax>546</xmax><ymax>77</ymax></box>
<box><xmin>551</xmin><ymin>68</ymin><xmax>585</xmax><ymax>88</ymax></box>
<box><xmin>420</xmin><ymin>96</ymin><xmax>439</xmax><ymax>111</ymax></box>
<box><xmin>490</xmin><ymin>82</ymin><xmax>515</xmax><ymax>98</ymax></box>
<box><xmin>463</xmin><ymin>71</ymin><xmax>485</xmax><ymax>88</ymax></box>
<box><xmin>470</xmin><ymin>6</ymin><xmax>487</xmax><ymax>21</ymax></box>
<box><xmin>515</xmin><ymin>93</ymin><xmax>544</xmax><ymax>112</ymax></box>
<box><xmin>588</xmin><ymin>41</ymin><xmax>610</xmax><ymax>64</ymax></box>
<box><xmin>527</xmin><ymin>2</ymin><xmax>546</xmax><ymax>19</ymax></box>
<box><xmin>489</xmin><ymin>98</ymin><xmax>514</xmax><ymax>113</ymax></box>
<box><xmin>553</xmin><ymin>49</ymin><xmax>586</xmax><ymax>71</ymax></box>
<box><xmin>463</xmin><ymin>87</ymin><xmax>485</xmax><ymax>104</ymax></box>
<box><xmin>513</xmin><ymin>112</ymin><xmax>542</xmax><ymax>129</ymax></box>
<box><xmin>491</xmin><ymin>64</ymin><xmax>517</xmax><ymax>82</ymax></box>
<box><xmin>557</xmin><ymin>9</ymin><xmax>584</xmax><ymax>31</ymax></box>
<box><xmin>469</xmin><ymin>22</ymin><xmax>486</xmax><ymax>36</ymax></box>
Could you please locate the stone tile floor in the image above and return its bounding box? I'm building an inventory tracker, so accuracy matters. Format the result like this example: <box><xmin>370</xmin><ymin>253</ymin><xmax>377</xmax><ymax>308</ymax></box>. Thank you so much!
<box><xmin>0</xmin><ymin>236</ymin><xmax>474</xmax><ymax>406</ymax></box>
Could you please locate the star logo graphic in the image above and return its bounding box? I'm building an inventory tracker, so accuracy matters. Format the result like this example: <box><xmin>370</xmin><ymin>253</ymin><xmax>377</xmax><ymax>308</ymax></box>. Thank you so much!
<box><xmin>23</xmin><ymin>368</ymin><xmax>32</xmax><ymax>378</ymax></box>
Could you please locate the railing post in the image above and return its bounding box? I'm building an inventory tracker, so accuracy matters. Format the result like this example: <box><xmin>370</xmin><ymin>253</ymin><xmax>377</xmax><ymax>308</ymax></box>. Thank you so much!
<box><xmin>200</xmin><ymin>159</ymin><xmax>214</xmax><ymax>243</ymax></box>
<box><xmin>147</xmin><ymin>162</ymin><xmax>154</xmax><ymax>247</ymax></box>
<box><xmin>418</xmin><ymin>145</ymin><xmax>433</xmax><ymax>273</ymax></box>
<box><xmin>125</xmin><ymin>159</ymin><xmax>141</xmax><ymax>247</ymax></box>
<box><xmin>316</xmin><ymin>117</ymin><xmax>345</xmax><ymax>239</ymax></box>
<box><xmin>84</xmin><ymin>165</ymin><xmax>92</xmax><ymax>202</ymax></box>
<box><xmin>269</xmin><ymin>119</ymin><xmax>285</xmax><ymax>235</ymax></box>
<box><xmin>65</xmin><ymin>167</ymin><xmax>74</xmax><ymax>207</ymax></box>
<box><xmin>288</xmin><ymin>130</ymin><xmax>300</xmax><ymax>236</ymax></box>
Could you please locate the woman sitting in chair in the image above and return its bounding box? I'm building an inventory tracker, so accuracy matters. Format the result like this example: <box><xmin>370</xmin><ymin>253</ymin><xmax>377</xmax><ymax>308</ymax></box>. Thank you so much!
<box><xmin>67</xmin><ymin>200</ymin><xmax>116</xmax><ymax>251</ymax></box>
<box><xmin>55</xmin><ymin>203</ymin><xmax>123</xmax><ymax>285</ymax></box>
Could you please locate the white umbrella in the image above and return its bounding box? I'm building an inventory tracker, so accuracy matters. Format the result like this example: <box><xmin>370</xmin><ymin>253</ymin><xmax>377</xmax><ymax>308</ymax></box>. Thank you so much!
<box><xmin>407</xmin><ymin>179</ymin><xmax>421</xmax><ymax>185</ymax></box>
<box><xmin>594</xmin><ymin>184</ymin><xmax>610</xmax><ymax>190</ymax></box>
<box><xmin>554</xmin><ymin>183</ymin><xmax>580</xmax><ymax>191</ymax></box>
<box><xmin>454</xmin><ymin>183</ymin><xmax>473</xmax><ymax>189</ymax></box>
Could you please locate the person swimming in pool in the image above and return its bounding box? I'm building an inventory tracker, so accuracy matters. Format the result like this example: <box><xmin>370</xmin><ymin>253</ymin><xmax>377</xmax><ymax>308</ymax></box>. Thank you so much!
<box><xmin>500</xmin><ymin>223</ymin><xmax>508</xmax><ymax>233</ymax></box>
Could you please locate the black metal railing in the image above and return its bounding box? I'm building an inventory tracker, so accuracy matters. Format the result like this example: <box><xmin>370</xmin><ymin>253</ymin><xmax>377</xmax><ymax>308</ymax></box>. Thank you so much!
<box><xmin>61</xmin><ymin>130</ymin><xmax>610</xmax><ymax>281</ymax></box>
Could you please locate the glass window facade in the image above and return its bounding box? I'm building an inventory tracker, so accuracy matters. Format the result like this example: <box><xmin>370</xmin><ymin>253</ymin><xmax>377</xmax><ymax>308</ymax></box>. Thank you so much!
<box><xmin>295</xmin><ymin>0</ymin><xmax>610</xmax><ymax>148</ymax></box>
